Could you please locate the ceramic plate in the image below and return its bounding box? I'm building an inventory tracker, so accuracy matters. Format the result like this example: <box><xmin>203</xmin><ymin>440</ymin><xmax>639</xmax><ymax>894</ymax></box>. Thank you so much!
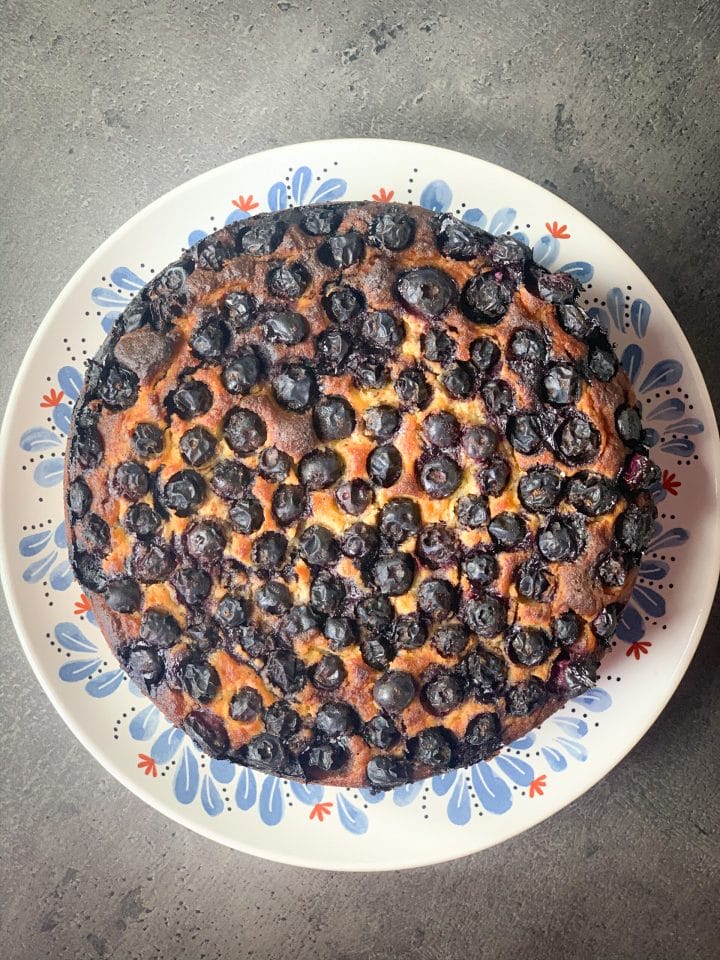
<box><xmin>1</xmin><ymin>139</ymin><xmax>718</xmax><ymax>871</ymax></box>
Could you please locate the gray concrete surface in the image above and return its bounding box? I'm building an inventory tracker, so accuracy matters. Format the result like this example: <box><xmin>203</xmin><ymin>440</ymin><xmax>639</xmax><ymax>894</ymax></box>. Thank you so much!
<box><xmin>1</xmin><ymin>1</ymin><xmax>719</xmax><ymax>957</ymax></box>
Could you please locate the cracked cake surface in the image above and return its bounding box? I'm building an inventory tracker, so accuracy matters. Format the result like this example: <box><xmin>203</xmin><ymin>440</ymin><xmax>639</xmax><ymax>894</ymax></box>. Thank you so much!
<box><xmin>64</xmin><ymin>201</ymin><xmax>659</xmax><ymax>789</ymax></box>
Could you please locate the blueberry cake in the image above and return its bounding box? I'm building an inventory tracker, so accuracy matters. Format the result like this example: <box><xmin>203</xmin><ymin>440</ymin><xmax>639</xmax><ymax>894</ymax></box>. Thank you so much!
<box><xmin>64</xmin><ymin>201</ymin><xmax>659</xmax><ymax>789</ymax></box>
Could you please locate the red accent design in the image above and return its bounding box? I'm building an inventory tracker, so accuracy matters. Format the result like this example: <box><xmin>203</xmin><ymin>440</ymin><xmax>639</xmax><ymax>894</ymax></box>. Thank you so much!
<box><xmin>626</xmin><ymin>640</ymin><xmax>652</xmax><ymax>659</ymax></box>
<box><xmin>74</xmin><ymin>594</ymin><xmax>91</xmax><ymax>616</ymax></box>
<box><xmin>529</xmin><ymin>774</ymin><xmax>547</xmax><ymax>798</ymax></box>
<box><xmin>231</xmin><ymin>194</ymin><xmax>259</xmax><ymax>212</ymax></box>
<box><xmin>40</xmin><ymin>388</ymin><xmax>64</xmax><ymax>408</ymax></box>
<box><xmin>371</xmin><ymin>188</ymin><xmax>395</xmax><ymax>202</ymax></box>
<box><xmin>662</xmin><ymin>470</ymin><xmax>681</xmax><ymax>496</ymax></box>
<box><xmin>309</xmin><ymin>801</ymin><xmax>333</xmax><ymax>822</ymax></box>
<box><xmin>545</xmin><ymin>220</ymin><xmax>571</xmax><ymax>240</ymax></box>
<box><xmin>137</xmin><ymin>754</ymin><xmax>157</xmax><ymax>777</ymax></box>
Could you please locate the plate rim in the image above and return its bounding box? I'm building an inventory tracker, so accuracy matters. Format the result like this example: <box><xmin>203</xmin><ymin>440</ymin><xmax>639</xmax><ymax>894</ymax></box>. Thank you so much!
<box><xmin>1</xmin><ymin>137</ymin><xmax>719</xmax><ymax>871</ymax></box>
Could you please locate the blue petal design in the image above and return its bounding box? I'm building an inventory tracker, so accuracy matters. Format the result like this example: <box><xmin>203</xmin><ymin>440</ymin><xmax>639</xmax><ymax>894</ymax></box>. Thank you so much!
<box><xmin>630</xmin><ymin>299</ymin><xmax>650</xmax><ymax>338</ymax></box>
<box><xmin>357</xmin><ymin>787</ymin><xmax>385</xmax><ymax>804</ymax></box>
<box><xmin>541</xmin><ymin>746</ymin><xmax>568</xmax><ymax>772</ymax></box>
<box><xmin>419</xmin><ymin>179</ymin><xmax>452</xmax><ymax>213</ymax></box>
<box><xmin>54</xmin><ymin>524</ymin><xmax>67</xmax><ymax>548</ymax></box>
<box><xmin>644</xmin><ymin>427</ymin><xmax>660</xmax><ymax>448</ymax></box>
<box><xmin>509</xmin><ymin>732</ymin><xmax>536</xmax><ymax>750</ymax></box>
<box><xmin>488</xmin><ymin>207</ymin><xmax>517</xmax><ymax>236</ymax></box>
<box><xmin>447</xmin><ymin>776</ymin><xmax>471</xmax><ymax>825</ymax></box>
<box><xmin>258</xmin><ymin>776</ymin><xmax>283</xmax><ymax>826</ymax></box>
<box><xmin>235</xmin><ymin>766</ymin><xmax>257</xmax><ymax>810</ymax></box>
<box><xmin>58</xmin><ymin>365</ymin><xmax>83</xmax><ymax>402</ymax></box>
<box><xmin>292</xmin><ymin>166</ymin><xmax>312</xmax><ymax>204</ymax></box>
<box><xmin>392</xmin><ymin>781</ymin><xmax>424</xmax><ymax>806</ymax></box>
<box><xmin>573</xmin><ymin>687</ymin><xmax>612</xmax><ymax>712</ymax></box>
<box><xmin>606</xmin><ymin>287</ymin><xmax>625</xmax><ymax>332</ymax></box>
<box><xmin>639</xmin><ymin>359</ymin><xmax>682</xmax><ymax>392</ymax></box>
<box><xmin>648</xmin><ymin>526</ymin><xmax>689</xmax><ymax>550</ymax></box>
<box><xmin>150</xmin><ymin>726</ymin><xmax>184</xmax><ymax>763</ymax></box>
<box><xmin>85</xmin><ymin>668</ymin><xmax>125</xmax><ymax>698</ymax></box>
<box><xmin>555</xmin><ymin>736</ymin><xmax>588</xmax><ymax>762</ymax></box>
<box><xmin>494</xmin><ymin>755</ymin><xmax>535</xmax><ymax>787</ymax></box>
<box><xmin>289</xmin><ymin>781</ymin><xmax>323</xmax><ymax>805</ymax></box>
<box><xmin>461</xmin><ymin>208</ymin><xmax>486</xmax><ymax>228</ymax></box>
<box><xmin>19</xmin><ymin>427</ymin><xmax>61</xmax><ymax>452</ymax></box>
<box><xmin>512</xmin><ymin>231</ymin><xmax>530</xmax><ymax>246</ymax></box>
<box><xmin>553</xmin><ymin>716</ymin><xmax>588</xmax><ymax>739</ymax></box>
<box><xmin>34</xmin><ymin>459</ymin><xmax>64</xmax><ymax>487</ymax></box>
<box><xmin>101</xmin><ymin>311</ymin><xmax>118</xmax><ymax>333</ymax></box>
<box><xmin>19</xmin><ymin>530</ymin><xmax>51</xmax><ymax>556</ymax></box>
<box><xmin>471</xmin><ymin>763</ymin><xmax>512</xmax><ymax>814</ymax></box>
<box><xmin>621</xmin><ymin>344</ymin><xmax>643</xmax><ymax>384</ymax></box>
<box><xmin>129</xmin><ymin>704</ymin><xmax>161</xmax><ymax>741</ymax></box>
<box><xmin>588</xmin><ymin>305</ymin><xmax>610</xmax><ymax>334</ymax></box>
<box><xmin>91</xmin><ymin>287</ymin><xmax>130</xmax><ymax>308</ymax></box>
<box><xmin>617</xmin><ymin>602</ymin><xmax>646</xmax><ymax>642</ymax></box>
<box><xmin>23</xmin><ymin>552</ymin><xmax>57</xmax><ymax>582</ymax></box>
<box><xmin>59</xmin><ymin>657</ymin><xmax>102</xmax><ymax>682</ymax></box>
<box><xmin>310</xmin><ymin>178</ymin><xmax>347</xmax><ymax>204</ymax></box>
<box><xmin>632</xmin><ymin>584</ymin><xmax>666</xmax><ymax>619</ymax></box>
<box><xmin>224</xmin><ymin>209</ymin><xmax>249</xmax><ymax>226</ymax></box>
<box><xmin>210</xmin><ymin>758</ymin><xmax>236</xmax><ymax>784</ymax></box>
<box><xmin>666</xmin><ymin>417</ymin><xmax>704</xmax><ymax>436</ymax></box>
<box><xmin>55</xmin><ymin>622</ymin><xmax>97</xmax><ymax>653</ymax></box>
<box><xmin>533</xmin><ymin>235</ymin><xmax>559</xmax><ymax>268</ymax></box>
<box><xmin>660</xmin><ymin>438</ymin><xmax>695</xmax><ymax>456</ymax></box>
<box><xmin>200</xmin><ymin>774</ymin><xmax>224</xmax><ymax>817</ymax></box>
<box><xmin>187</xmin><ymin>229</ymin><xmax>208</xmax><ymax>246</ymax></box>
<box><xmin>174</xmin><ymin>747</ymin><xmax>200</xmax><ymax>805</ymax></box>
<box><xmin>127</xmin><ymin>680</ymin><xmax>142</xmax><ymax>696</ymax></box>
<box><xmin>647</xmin><ymin>398</ymin><xmax>685</xmax><ymax>422</ymax></box>
<box><xmin>559</xmin><ymin>260</ymin><xmax>594</xmax><ymax>282</ymax></box>
<box><xmin>431</xmin><ymin>770</ymin><xmax>457</xmax><ymax>796</ymax></box>
<box><xmin>110</xmin><ymin>267</ymin><xmax>145</xmax><ymax>291</ymax></box>
<box><xmin>336</xmin><ymin>793</ymin><xmax>369</xmax><ymax>835</ymax></box>
<box><xmin>53</xmin><ymin>405</ymin><xmax>74</xmax><ymax>436</ymax></box>
<box><xmin>267</xmin><ymin>181</ymin><xmax>287</xmax><ymax>211</ymax></box>
<box><xmin>49</xmin><ymin>560</ymin><xmax>74</xmax><ymax>591</ymax></box>
<box><xmin>639</xmin><ymin>559</ymin><xmax>669</xmax><ymax>580</ymax></box>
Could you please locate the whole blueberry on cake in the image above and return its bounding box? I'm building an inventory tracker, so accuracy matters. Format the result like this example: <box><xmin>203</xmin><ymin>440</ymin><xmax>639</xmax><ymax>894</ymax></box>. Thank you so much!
<box><xmin>64</xmin><ymin>201</ymin><xmax>659</xmax><ymax>789</ymax></box>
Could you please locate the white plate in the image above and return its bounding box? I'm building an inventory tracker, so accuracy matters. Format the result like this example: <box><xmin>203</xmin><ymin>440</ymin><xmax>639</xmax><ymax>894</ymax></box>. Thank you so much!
<box><xmin>1</xmin><ymin>139</ymin><xmax>718</xmax><ymax>871</ymax></box>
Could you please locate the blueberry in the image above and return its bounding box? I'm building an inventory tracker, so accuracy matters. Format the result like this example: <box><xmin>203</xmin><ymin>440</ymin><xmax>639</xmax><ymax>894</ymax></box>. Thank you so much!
<box><xmin>239</xmin><ymin>218</ymin><xmax>286</xmax><ymax>255</ymax></box>
<box><xmin>544</xmin><ymin>362</ymin><xmax>580</xmax><ymax>405</ymax></box>
<box><xmin>222</xmin><ymin>349</ymin><xmax>262</xmax><ymax>395</ymax></box>
<box><xmin>621</xmin><ymin>453</ymin><xmax>661</xmax><ymax>492</ymax></box>
<box><xmin>488</xmin><ymin>512</ymin><xmax>527</xmax><ymax>549</ymax></box>
<box><xmin>517</xmin><ymin>468</ymin><xmax>563</xmax><ymax>514</ymax></box>
<box><xmin>131</xmin><ymin>422</ymin><xmax>164</xmax><ymax>458</ymax></box>
<box><xmin>592</xmin><ymin>604</ymin><xmax>620</xmax><ymax>642</ymax></box>
<box><xmin>616</xmin><ymin>504</ymin><xmax>655</xmax><ymax>554</ymax></box>
<box><xmin>413</xmin><ymin>728</ymin><xmax>453</xmax><ymax>768</ymax></box>
<box><xmin>179</xmin><ymin>426</ymin><xmax>217</xmax><ymax>467</ymax></box>
<box><xmin>556</xmin><ymin>413</ymin><xmax>600</xmax><ymax>464</ymax></box>
<box><xmin>261</xmin><ymin>309</ymin><xmax>308</xmax><ymax>346</ymax></box>
<box><xmin>367</xmin><ymin>444</ymin><xmax>403</xmax><ymax>487</ymax></box>
<box><xmin>433</xmin><ymin>213</ymin><xmax>489</xmax><ymax>259</ymax></box>
<box><xmin>173</xmin><ymin>567</ymin><xmax>212</xmax><ymax>605</ymax></box>
<box><xmin>251</xmin><ymin>531</ymin><xmax>288</xmax><ymax>570</ymax></box>
<box><xmin>416</xmin><ymin>523</ymin><xmax>459</xmax><ymax>569</ymax></box>
<box><xmin>506</xmin><ymin>625</ymin><xmax>550</xmax><ymax>666</ymax></box>
<box><xmin>353</xmin><ymin>358</ymin><xmax>389</xmax><ymax>390</ymax></box>
<box><xmin>538</xmin><ymin>516</ymin><xmax>583</xmax><ymax>562</ymax></box>
<box><xmin>140</xmin><ymin>608</ymin><xmax>180</xmax><ymax>648</ymax></box>
<box><xmin>114</xmin><ymin>461</ymin><xmax>150</xmax><ymax>501</ymax></box>
<box><xmin>82</xmin><ymin>513</ymin><xmax>110</xmax><ymax>555</ymax></box>
<box><xmin>588</xmin><ymin>343</ymin><xmax>618</xmax><ymax>381</ymax></box>
<box><xmin>463</xmin><ymin>649</ymin><xmax>507</xmax><ymax>699</ymax></box>
<box><xmin>105</xmin><ymin>577</ymin><xmax>142</xmax><ymax>613</ymax></box>
<box><xmin>369</xmin><ymin>209</ymin><xmax>416</xmax><ymax>250</ymax></box>
<box><xmin>127</xmin><ymin>644</ymin><xmax>164</xmax><ymax>686</ymax></box>
<box><xmin>313</xmin><ymin>395</ymin><xmax>356</xmax><ymax>441</ymax></box>
<box><xmin>324</xmin><ymin>616</ymin><xmax>358</xmax><ymax>650</ymax></box>
<box><xmin>566</xmin><ymin>472</ymin><xmax>618</xmax><ymax>516</ymax></box>
<box><xmin>379</xmin><ymin>497</ymin><xmax>421</xmax><ymax>545</ymax></box>
<box><xmin>316</xmin><ymin>326</ymin><xmax>352</xmax><ymax>371</ymax></box>
<box><xmin>186</xmin><ymin>521</ymin><xmax>226</xmax><ymax>560</ymax></box>
<box><xmin>258</xmin><ymin>446</ymin><xmax>292</xmax><ymax>482</ymax></box>
<box><xmin>516</xmin><ymin>558</ymin><xmax>554</xmax><ymax>601</ymax></box>
<box><xmin>391</xmin><ymin>614</ymin><xmax>428</xmax><ymax>650</ymax></box>
<box><xmin>245</xmin><ymin>733</ymin><xmax>286</xmax><ymax>772</ymax></box>
<box><xmin>216</xmin><ymin>594</ymin><xmax>250</xmax><ymax>629</ymax></box>
<box><xmin>322</xmin><ymin>283</ymin><xmax>365</xmax><ymax>323</ymax></box>
<box><xmin>301</xmin><ymin>205</ymin><xmax>344</xmax><ymax>236</ymax></box>
<box><xmin>423</xmin><ymin>670</ymin><xmax>464</xmax><ymax>715</ymax></box>
<box><xmin>271</xmin><ymin>484</ymin><xmax>306</xmax><ymax>526</ymax></box>
<box><xmin>464</xmin><ymin>594</ymin><xmax>506</xmax><ymax>636</ymax></box>
<box><xmin>548</xmin><ymin>656</ymin><xmax>598</xmax><ymax>698</ymax></box>
<box><xmin>211</xmin><ymin>459</ymin><xmax>251</xmax><ymax>500</ymax></box>
<box><xmin>341</xmin><ymin>522</ymin><xmax>379</xmax><ymax>563</ymax></box>
<box><xmin>417</xmin><ymin>577</ymin><xmax>458</xmax><ymax>620</ymax></box>
<box><xmin>363</xmin><ymin>715</ymin><xmax>400</xmax><ymax>749</ymax></box>
<box><xmin>280</xmin><ymin>604</ymin><xmax>321</xmax><ymax>642</ymax></box>
<box><xmin>505</xmin><ymin>678</ymin><xmax>547</xmax><ymax>716</ymax></box>
<box><xmin>395</xmin><ymin>367</ymin><xmax>432</xmax><ymax>410</ymax></box>
<box><xmin>256</xmin><ymin>580</ymin><xmax>292</xmax><ymax>616</ymax></box>
<box><xmin>266</xmin><ymin>261</ymin><xmax>309</xmax><ymax>299</ymax></box>
<box><xmin>464</xmin><ymin>713</ymin><xmax>501</xmax><ymax>761</ymax></box>
<box><xmin>469</xmin><ymin>336</ymin><xmax>501</xmax><ymax>374</ymax></box>
<box><xmin>72</xmin><ymin>550</ymin><xmax>107</xmax><ymax>593</ymax></box>
<box><xmin>317</xmin><ymin>231</ymin><xmax>365</xmax><ymax>267</ymax></box>
<box><xmin>183</xmin><ymin>710</ymin><xmax>229</xmax><ymax>757</ymax></box>
<box><xmin>463</xmin><ymin>425</ymin><xmax>497</xmax><ymax>461</ymax></box>
<box><xmin>316</xmin><ymin>701</ymin><xmax>357</xmax><ymax>738</ymax></box>
<box><xmin>363</xmin><ymin>405</ymin><xmax>400</xmax><ymax>441</ymax></box>
<box><xmin>418</xmin><ymin>454</ymin><xmax>462</xmax><ymax>498</ymax></box>
<box><xmin>356</xmin><ymin>595</ymin><xmax>395</xmax><ymax>634</ymax></box>
<box><xmin>298</xmin><ymin>448</ymin><xmax>344</xmax><ymax>490</ymax></box>
<box><xmin>557</xmin><ymin>303</ymin><xmax>593</xmax><ymax>339</ymax></box>
<box><xmin>509</xmin><ymin>328</ymin><xmax>546</xmax><ymax>364</ymax></box>
<box><xmin>373</xmin><ymin>670</ymin><xmax>415</xmax><ymax>712</ymax></box>
<box><xmin>537</xmin><ymin>271</ymin><xmax>579</xmax><ymax>304</ymax></box>
<box><xmin>171</xmin><ymin>379</ymin><xmax>213</xmax><ymax>420</ymax></box>
<box><xmin>99</xmin><ymin>364</ymin><xmax>138</xmax><ymax>410</ymax></box>
<box><xmin>298</xmin><ymin>524</ymin><xmax>339</xmax><ymax>567</ymax></box>
<box><xmin>272</xmin><ymin>361</ymin><xmax>318</xmax><ymax>412</ymax></box>
<box><xmin>68</xmin><ymin>478</ymin><xmax>92</xmax><ymax>519</ymax></box>
<box><xmin>302</xmin><ymin>741</ymin><xmax>348</xmax><ymax>776</ymax></box>
<box><xmin>488</xmin><ymin>235</ymin><xmax>530</xmax><ymax>264</ymax></box>
<box><xmin>552</xmin><ymin>611</ymin><xmax>582</xmax><ymax>646</ymax></box>
<box><xmin>223</xmin><ymin>290</ymin><xmax>257</xmax><ymax>329</ymax></box>
<box><xmin>455</xmin><ymin>494</ymin><xmax>489</xmax><ymax>529</ymax></box>
<box><xmin>461</xmin><ymin>274</ymin><xmax>511</xmax><ymax>323</ymax></box>
<box><xmin>476</xmin><ymin>457</ymin><xmax>511</xmax><ymax>496</ymax></box>
<box><xmin>616</xmin><ymin>405</ymin><xmax>643</xmax><ymax>446</ymax></box>
<box><xmin>312</xmin><ymin>654</ymin><xmax>347</xmax><ymax>691</ymax></box>
<box><xmin>422</xmin><ymin>328</ymin><xmax>456</xmax><ymax>363</ymax></box>
<box><xmin>163</xmin><ymin>470</ymin><xmax>206</xmax><ymax>516</ymax></box>
<box><xmin>124</xmin><ymin>502</ymin><xmax>161</xmax><ymax>538</ymax></box>
<box><xmin>182</xmin><ymin>659</ymin><xmax>220</xmax><ymax>702</ymax></box>
<box><xmin>335</xmin><ymin>478</ymin><xmax>375</xmax><ymax>516</ymax></box>
<box><xmin>441</xmin><ymin>361</ymin><xmax>476</xmax><ymax>399</ymax></box>
<box><xmin>310</xmin><ymin>572</ymin><xmax>346</xmax><ymax>615</ymax></box>
<box><xmin>237</xmin><ymin>627</ymin><xmax>270</xmax><ymax>659</ymax></box>
<box><xmin>366</xmin><ymin>756</ymin><xmax>411</xmax><ymax>789</ymax></box>
<box><xmin>121</xmin><ymin>297</ymin><xmax>150</xmax><ymax>332</ymax></box>
<box><xmin>433</xmin><ymin>622</ymin><xmax>468</xmax><ymax>657</ymax></box>
<box><xmin>264</xmin><ymin>700</ymin><xmax>301</xmax><ymax>738</ymax></box>
<box><xmin>461</xmin><ymin>550</ymin><xmax>498</xmax><ymax>586</ymax></box>
<box><xmin>372</xmin><ymin>552</ymin><xmax>415</xmax><ymax>595</ymax></box>
<box><xmin>229</xmin><ymin>687</ymin><xmax>263</xmax><ymax>722</ymax></box>
<box><xmin>596</xmin><ymin>550</ymin><xmax>628</xmax><ymax>587</ymax></box>
<box><xmin>507</xmin><ymin>414</ymin><xmax>543</xmax><ymax>455</ymax></box>
<box><xmin>224</xmin><ymin>408</ymin><xmax>267</xmax><ymax>456</ymax></box>
<box><xmin>481</xmin><ymin>379</ymin><xmax>514</xmax><ymax>418</ymax></box>
<box><xmin>131</xmin><ymin>539</ymin><xmax>177</xmax><ymax>583</ymax></box>
<box><xmin>265</xmin><ymin>649</ymin><xmax>306</xmax><ymax>693</ymax></box>
<box><xmin>360</xmin><ymin>636</ymin><xmax>394</xmax><ymax>670</ymax></box>
<box><xmin>191</xmin><ymin>318</ymin><xmax>227</xmax><ymax>359</ymax></box>
<box><xmin>396</xmin><ymin>267</ymin><xmax>456</xmax><ymax>318</ymax></box>
<box><xmin>362</xmin><ymin>311</ymin><xmax>405</xmax><ymax>351</ymax></box>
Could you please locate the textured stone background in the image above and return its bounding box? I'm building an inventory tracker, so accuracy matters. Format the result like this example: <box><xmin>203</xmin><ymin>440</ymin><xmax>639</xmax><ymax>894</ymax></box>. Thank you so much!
<box><xmin>1</xmin><ymin>2</ymin><xmax>719</xmax><ymax>958</ymax></box>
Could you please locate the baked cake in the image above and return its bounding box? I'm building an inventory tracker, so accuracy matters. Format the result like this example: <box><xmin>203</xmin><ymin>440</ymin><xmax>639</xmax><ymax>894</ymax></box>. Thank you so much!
<box><xmin>64</xmin><ymin>201</ymin><xmax>659</xmax><ymax>789</ymax></box>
